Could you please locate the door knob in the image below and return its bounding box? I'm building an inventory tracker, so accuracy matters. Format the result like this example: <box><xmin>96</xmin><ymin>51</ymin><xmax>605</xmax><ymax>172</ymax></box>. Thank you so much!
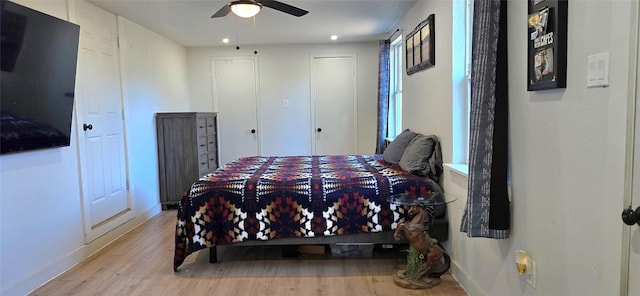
<box><xmin>317</xmin><ymin>128</ymin><xmax>322</xmax><ymax>132</ymax></box>
<box><xmin>621</xmin><ymin>206</ymin><xmax>640</xmax><ymax>226</ymax></box>
<box><xmin>83</xmin><ymin>123</ymin><xmax>93</xmax><ymax>131</ymax></box>
<box><xmin>251</xmin><ymin>129</ymin><xmax>256</xmax><ymax>134</ymax></box>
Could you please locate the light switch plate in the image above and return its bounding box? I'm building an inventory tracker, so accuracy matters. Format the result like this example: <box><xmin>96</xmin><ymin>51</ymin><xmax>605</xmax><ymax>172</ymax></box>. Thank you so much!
<box><xmin>587</xmin><ymin>52</ymin><xmax>609</xmax><ymax>88</ymax></box>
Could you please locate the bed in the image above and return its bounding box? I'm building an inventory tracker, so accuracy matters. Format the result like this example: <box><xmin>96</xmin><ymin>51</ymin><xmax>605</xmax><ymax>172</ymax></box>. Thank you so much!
<box><xmin>174</xmin><ymin>131</ymin><xmax>446</xmax><ymax>271</ymax></box>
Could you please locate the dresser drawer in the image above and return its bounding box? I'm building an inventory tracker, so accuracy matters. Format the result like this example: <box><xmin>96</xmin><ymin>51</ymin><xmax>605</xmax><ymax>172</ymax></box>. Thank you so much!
<box><xmin>197</xmin><ymin>136</ymin><xmax>208</xmax><ymax>154</ymax></box>
<box><xmin>206</xmin><ymin>117</ymin><xmax>217</xmax><ymax>135</ymax></box>
<box><xmin>196</xmin><ymin>118</ymin><xmax>207</xmax><ymax>136</ymax></box>
<box><xmin>198</xmin><ymin>153</ymin><xmax>210</xmax><ymax>173</ymax></box>
<box><xmin>207</xmin><ymin>135</ymin><xmax>217</xmax><ymax>152</ymax></box>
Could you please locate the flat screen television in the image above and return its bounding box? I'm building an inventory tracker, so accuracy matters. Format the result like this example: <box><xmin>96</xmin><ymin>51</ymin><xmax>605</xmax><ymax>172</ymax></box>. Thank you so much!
<box><xmin>1</xmin><ymin>0</ymin><xmax>80</xmax><ymax>154</ymax></box>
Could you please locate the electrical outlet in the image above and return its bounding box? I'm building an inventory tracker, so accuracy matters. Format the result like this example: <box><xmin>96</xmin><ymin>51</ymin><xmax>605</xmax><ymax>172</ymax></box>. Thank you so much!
<box><xmin>526</xmin><ymin>259</ymin><xmax>536</xmax><ymax>288</ymax></box>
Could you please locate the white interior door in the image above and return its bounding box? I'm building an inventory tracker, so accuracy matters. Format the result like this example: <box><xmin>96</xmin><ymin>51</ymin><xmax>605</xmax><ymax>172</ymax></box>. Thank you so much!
<box><xmin>311</xmin><ymin>54</ymin><xmax>357</xmax><ymax>155</ymax></box>
<box><xmin>212</xmin><ymin>57</ymin><xmax>260</xmax><ymax>165</ymax></box>
<box><xmin>73</xmin><ymin>1</ymin><xmax>132</xmax><ymax>242</ymax></box>
<box><xmin>626</xmin><ymin>2</ymin><xmax>640</xmax><ymax>295</ymax></box>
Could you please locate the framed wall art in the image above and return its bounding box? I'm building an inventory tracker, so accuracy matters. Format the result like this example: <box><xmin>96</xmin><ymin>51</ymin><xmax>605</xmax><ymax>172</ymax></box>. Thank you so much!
<box><xmin>527</xmin><ymin>0</ymin><xmax>567</xmax><ymax>91</ymax></box>
<box><xmin>406</xmin><ymin>14</ymin><xmax>435</xmax><ymax>75</ymax></box>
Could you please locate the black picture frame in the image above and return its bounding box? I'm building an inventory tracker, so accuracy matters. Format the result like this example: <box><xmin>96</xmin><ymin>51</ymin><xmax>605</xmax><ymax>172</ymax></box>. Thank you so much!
<box><xmin>406</xmin><ymin>14</ymin><xmax>435</xmax><ymax>75</ymax></box>
<box><xmin>527</xmin><ymin>0</ymin><xmax>567</xmax><ymax>91</ymax></box>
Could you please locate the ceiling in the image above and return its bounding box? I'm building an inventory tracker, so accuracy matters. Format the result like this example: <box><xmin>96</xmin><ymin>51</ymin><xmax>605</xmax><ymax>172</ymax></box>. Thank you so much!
<box><xmin>89</xmin><ymin>0</ymin><xmax>416</xmax><ymax>47</ymax></box>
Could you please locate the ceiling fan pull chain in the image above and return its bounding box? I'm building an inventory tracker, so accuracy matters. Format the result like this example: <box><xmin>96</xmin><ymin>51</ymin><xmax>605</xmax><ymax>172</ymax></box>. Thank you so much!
<box><xmin>235</xmin><ymin>17</ymin><xmax>240</xmax><ymax>49</ymax></box>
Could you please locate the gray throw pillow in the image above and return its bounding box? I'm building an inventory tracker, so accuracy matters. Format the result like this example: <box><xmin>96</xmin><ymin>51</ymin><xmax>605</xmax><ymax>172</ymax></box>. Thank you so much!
<box><xmin>382</xmin><ymin>129</ymin><xmax>418</xmax><ymax>164</ymax></box>
<box><xmin>399</xmin><ymin>134</ymin><xmax>436</xmax><ymax>176</ymax></box>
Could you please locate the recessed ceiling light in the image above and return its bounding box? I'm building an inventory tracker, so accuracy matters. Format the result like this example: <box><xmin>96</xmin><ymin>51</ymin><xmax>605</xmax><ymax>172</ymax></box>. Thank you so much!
<box><xmin>222</xmin><ymin>38</ymin><xmax>229</xmax><ymax>44</ymax></box>
<box><xmin>330</xmin><ymin>35</ymin><xmax>338</xmax><ymax>41</ymax></box>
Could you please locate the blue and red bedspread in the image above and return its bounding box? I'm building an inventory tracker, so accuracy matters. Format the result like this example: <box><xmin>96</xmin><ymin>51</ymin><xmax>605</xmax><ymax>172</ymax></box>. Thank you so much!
<box><xmin>174</xmin><ymin>154</ymin><xmax>441</xmax><ymax>270</ymax></box>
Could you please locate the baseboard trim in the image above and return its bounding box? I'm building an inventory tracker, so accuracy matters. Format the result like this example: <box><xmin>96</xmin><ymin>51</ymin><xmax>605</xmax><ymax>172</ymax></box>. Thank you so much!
<box><xmin>450</xmin><ymin>258</ymin><xmax>485</xmax><ymax>296</ymax></box>
<box><xmin>3</xmin><ymin>203</ymin><xmax>162</xmax><ymax>296</ymax></box>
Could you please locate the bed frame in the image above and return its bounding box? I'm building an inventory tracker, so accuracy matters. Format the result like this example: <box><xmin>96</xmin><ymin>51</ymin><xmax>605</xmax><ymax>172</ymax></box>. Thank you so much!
<box><xmin>208</xmin><ymin>217</ymin><xmax>449</xmax><ymax>263</ymax></box>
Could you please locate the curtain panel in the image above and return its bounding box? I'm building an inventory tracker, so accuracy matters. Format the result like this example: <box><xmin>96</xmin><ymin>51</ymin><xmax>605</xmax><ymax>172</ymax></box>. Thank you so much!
<box><xmin>460</xmin><ymin>0</ymin><xmax>510</xmax><ymax>239</ymax></box>
<box><xmin>375</xmin><ymin>40</ymin><xmax>391</xmax><ymax>154</ymax></box>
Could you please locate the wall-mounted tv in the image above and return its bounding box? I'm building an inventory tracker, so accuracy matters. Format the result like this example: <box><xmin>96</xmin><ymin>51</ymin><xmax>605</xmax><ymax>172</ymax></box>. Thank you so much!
<box><xmin>1</xmin><ymin>0</ymin><xmax>80</xmax><ymax>154</ymax></box>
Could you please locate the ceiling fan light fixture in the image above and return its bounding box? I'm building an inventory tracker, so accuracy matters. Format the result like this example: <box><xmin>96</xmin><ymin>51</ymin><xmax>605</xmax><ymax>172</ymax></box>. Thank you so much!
<box><xmin>230</xmin><ymin>1</ymin><xmax>262</xmax><ymax>18</ymax></box>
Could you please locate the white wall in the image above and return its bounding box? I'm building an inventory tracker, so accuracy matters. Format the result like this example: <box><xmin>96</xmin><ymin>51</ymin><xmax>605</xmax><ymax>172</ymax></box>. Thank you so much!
<box><xmin>500</xmin><ymin>1</ymin><xmax>630</xmax><ymax>295</ymax></box>
<box><xmin>0</xmin><ymin>1</ymin><xmax>190</xmax><ymax>294</ymax></box>
<box><xmin>118</xmin><ymin>16</ymin><xmax>191</xmax><ymax>213</ymax></box>
<box><xmin>0</xmin><ymin>1</ymin><xmax>84</xmax><ymax>294</ymax></box>
<box><xmin>187</xmin><ymin>43</ymin><xmax>379</xmax><ymax>156</ymax></box>
<box><xmin>400</xmin><ymin>0</ymin><xmax>634</xmax><ymax>295</ymax></box>
<box><xmin>398</xmin><ymin>0</ymin><xmax>453</xmax><ymax>158</ymax></box>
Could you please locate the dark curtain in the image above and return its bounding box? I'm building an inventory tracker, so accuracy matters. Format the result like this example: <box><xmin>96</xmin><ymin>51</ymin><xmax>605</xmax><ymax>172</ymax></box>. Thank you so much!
<box><xmin>460</xmin><ymin>0</ymin><xmax>510</xmax><ymax>239</ymax></box>
<box><xmin>375</xmin><ymin>39</ymin><xmax>391</xmax><ymax>154</ymax></box>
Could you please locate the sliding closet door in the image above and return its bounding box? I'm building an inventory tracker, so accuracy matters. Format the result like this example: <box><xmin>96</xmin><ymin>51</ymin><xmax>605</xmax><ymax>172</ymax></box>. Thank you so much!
<box><xmin>311</xmin><ymin>54</ymin><xmax>357</xmax><ymax>155</ymax></box>
<box><xmin>212</xmin><ymin>57</ymin><xmax>260</xmax><ymax>166</ymax></box>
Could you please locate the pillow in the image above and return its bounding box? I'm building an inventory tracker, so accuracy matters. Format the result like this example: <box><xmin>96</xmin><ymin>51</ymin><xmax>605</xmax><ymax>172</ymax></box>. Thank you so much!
<box><xmin>382</xmin><ymin>129</ymin><xmax>418</xmax><ymax>164</ymax></box>
<box><xmin>399</xmin><ymin>134</ymin><xmax>436</xmax><ymax>176</ymax></box>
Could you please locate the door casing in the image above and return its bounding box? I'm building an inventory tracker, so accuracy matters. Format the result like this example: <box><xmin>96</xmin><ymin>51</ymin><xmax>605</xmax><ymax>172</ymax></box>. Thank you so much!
<box><xmin>622</xmin><ymin>1</ymin><xmax>640</xmax><ymax>295</ymax></box>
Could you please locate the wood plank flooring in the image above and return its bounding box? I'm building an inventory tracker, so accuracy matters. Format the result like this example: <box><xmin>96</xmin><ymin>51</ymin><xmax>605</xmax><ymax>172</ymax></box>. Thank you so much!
<box><xmin>30</xmin><ymin>210</ymin><xmax>468</xmax><ymax>296</ymax></box>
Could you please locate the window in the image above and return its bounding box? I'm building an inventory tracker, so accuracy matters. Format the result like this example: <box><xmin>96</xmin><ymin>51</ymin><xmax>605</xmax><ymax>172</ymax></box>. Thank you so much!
<box><xmin>387</xmin><ymin>35</ymin><xmax>403</xmax><ymax>139</ymax></box>
<box><xmin>451</xmin><ymin>0</ymin><xmax>473</xmax><ymax>169</ymax></box>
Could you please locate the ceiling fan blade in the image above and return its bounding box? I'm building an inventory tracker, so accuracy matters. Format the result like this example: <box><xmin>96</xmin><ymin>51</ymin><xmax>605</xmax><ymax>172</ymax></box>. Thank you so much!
<box><xmin>211</xmin><ymin>4</ymin><xmax>231</xmax><ymax>18</ymax></box>
<box><xmin>259</xmin><ymin>0</ymin><xmax>308</xmax><ymax>17</ymax></box>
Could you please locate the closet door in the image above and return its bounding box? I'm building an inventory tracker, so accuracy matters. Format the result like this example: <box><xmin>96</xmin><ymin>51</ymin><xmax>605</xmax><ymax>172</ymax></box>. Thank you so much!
<box><xmin>73</xmin><ymin>0</ymin><xmax>132</xmax><ymax>242</ymax></box>
<box><xmin>311</xmin><ymin>54</ymin><xmax>357</xmax><ymax>155</ymax></box>
<box><xmin>212</xmin><ymin>57</ymin><xmax>260</xmax><ymax>165</ymax></box>
<box><xmin>626</xmin><ymin>4</ymin><xmax>640</xmax><ymax>294</ymax></box>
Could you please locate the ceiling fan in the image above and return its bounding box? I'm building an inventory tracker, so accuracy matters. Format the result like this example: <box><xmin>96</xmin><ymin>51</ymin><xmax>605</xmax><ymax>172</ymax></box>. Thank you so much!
<box><xmin>211</xmin><ymin>0</ymin><xmax>309</xmax><ymax>19</ymax></box>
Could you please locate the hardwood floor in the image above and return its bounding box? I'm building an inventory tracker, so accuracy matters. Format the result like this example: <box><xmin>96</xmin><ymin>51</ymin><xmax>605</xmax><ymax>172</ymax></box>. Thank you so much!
<box><xmin>30</xmin><ymin>210</ymin><xmax>468</xmax><ymax>296</ymax></box>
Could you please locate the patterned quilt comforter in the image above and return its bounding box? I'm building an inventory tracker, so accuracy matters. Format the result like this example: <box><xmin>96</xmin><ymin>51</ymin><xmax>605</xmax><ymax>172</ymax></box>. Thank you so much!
<box><xmin>174</xmin><ymin>154</ymin><xmax>442</xmax><ymax>270</ymax></box>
